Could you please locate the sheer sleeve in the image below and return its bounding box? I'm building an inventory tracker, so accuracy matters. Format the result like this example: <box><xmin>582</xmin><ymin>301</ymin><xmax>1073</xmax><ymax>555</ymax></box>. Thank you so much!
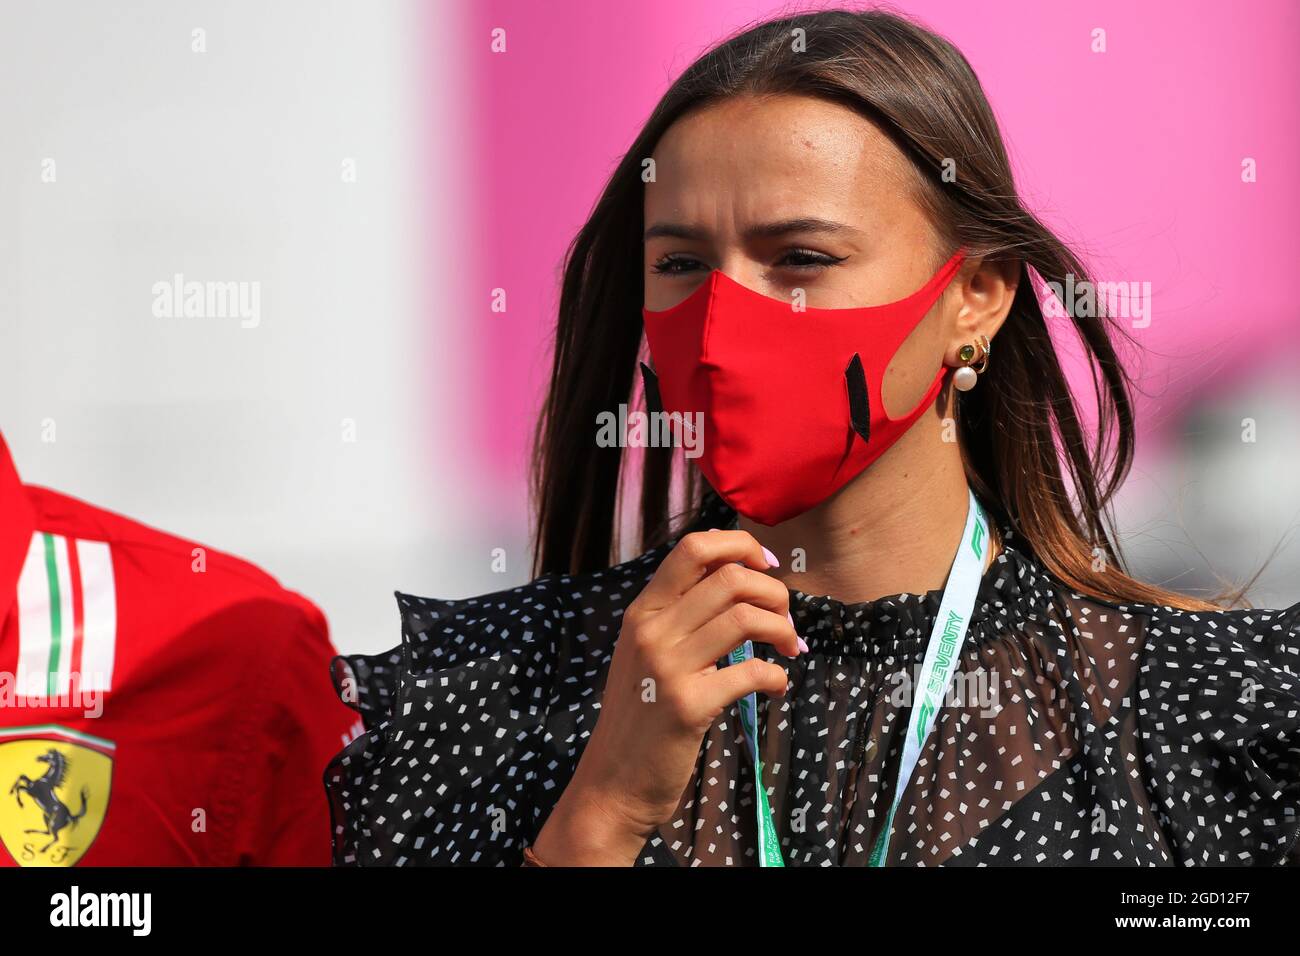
<box><xmin>329</xmin><ymin>646</ymin><xmax>402</xmax><ymax>732</ymax></box>
<box><xmin>324</xmin><ymin>580</ymin><xmax>567</xmax><ymax>866</ymax></box>
<box><xmin>1137</xmin><ymin>601</ymin><xmax>1300</xmax><ymax>865</ymax></box>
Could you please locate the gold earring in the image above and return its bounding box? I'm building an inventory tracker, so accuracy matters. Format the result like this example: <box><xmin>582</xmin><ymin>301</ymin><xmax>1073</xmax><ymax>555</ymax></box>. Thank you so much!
<box><xmin>954</xmin><ymin>334</ymin><xmax>990</xmax><ymax>392</ymax></box>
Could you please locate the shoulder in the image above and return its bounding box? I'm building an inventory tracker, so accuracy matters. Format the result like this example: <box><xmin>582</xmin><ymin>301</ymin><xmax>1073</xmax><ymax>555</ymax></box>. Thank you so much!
<box><xmin>394</xmin><ymin>544</ymin><xmax>669</xmax><ymax>668</ymax></box>
<box><xmin>997</xmin><ymin>528</ymin><xmax>1300</xmax><ymax>657</ymax></box>
<box><xmin>1127</xmin><ymin>600</ymin><xmax>1300</xmax><ymax>703</ymax></box>
<box><xmin>984</xmin><ymin>536</ymin><xmax>1300</xmax><ymax>694</ymax></box>
<box><xmin>25</xmin><ymin>482</ymin><xmax>328</xmax><ymax>642</ymax></box>
<box><xmin>375</xmin><ymin>495</ymin><xmax>740</xmax><ymax>678</ymax></box>
<box><xmin>1137</xmin><ymin>599</ymin><xmax>1300</xmax><ymax>636</ymax></box>
<box><xmin>1091</xmin><ymin>590</ymin><xmax>1300</xmax><ymax>661</ymax></box>
<box><xmin>337</xmin><ymin>542</ymin><xmax>672</xmax><ymax>732</ymax></box>
<box><xmin>1041</xmin><ymin>578</ymin><xmax>1300</xmax><ymax>681</ymax></box>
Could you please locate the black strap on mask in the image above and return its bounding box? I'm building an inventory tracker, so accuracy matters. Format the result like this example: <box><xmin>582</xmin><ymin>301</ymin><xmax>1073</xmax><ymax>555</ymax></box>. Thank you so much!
<box><xmin>845</xmin><ymin>353</ymin><xmax>871</xmax><ymax>444</ymax></box>
<box><xmin>639</xmin><ymin>362</ymin><xmax>664</xmax><ymax>417</ymax></box>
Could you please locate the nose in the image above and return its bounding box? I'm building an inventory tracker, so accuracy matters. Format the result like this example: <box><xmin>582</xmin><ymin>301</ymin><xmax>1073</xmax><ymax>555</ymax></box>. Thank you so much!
<box><xmin>711</xmin><ymin>258</ymin><xmax>764</xmax><ymax>295</ymax></box>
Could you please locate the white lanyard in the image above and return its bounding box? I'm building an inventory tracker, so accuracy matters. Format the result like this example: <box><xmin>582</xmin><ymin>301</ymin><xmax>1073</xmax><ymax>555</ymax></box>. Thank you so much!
<box><xmin>729</xmin><ymin>487</ymin><xmax>989</xmax><ymax>867</ymax></box>
<box><xmin>868</xmin><ymin>486</ymin><xmax>988</xmax><ymax>866</ymax></box>
<box><xmin>729</xmin><ymin>640</ymin><xmax>784</xmax><ymax>866</ymax></box>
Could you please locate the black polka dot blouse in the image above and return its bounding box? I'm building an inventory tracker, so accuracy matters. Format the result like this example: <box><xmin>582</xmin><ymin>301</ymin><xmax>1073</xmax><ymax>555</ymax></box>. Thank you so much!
<box><xmin>324</xmin><ymin>493</ymin><xmax>1300</xmax><ymax>866</ymax></box>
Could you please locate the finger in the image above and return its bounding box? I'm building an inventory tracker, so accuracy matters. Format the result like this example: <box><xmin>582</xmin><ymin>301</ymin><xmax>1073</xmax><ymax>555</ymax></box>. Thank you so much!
<box><xmin>638</xmin><ymin>530</ymin><xmax>778</xmax><ymax>610</ymax></box>
<box><xmin>700</xmin><ymin>656</ymin><xmax>789</xmax><ymax>710</ymax></box>
<box><xmin>664</xmin><ymin>559</ymin><xmax>790</xmax><ymax>635</ymax></box>
<box><xmin>687</xmin><ymin>603</ymin><xmax>801</xmax><ymax>667</ymax></box>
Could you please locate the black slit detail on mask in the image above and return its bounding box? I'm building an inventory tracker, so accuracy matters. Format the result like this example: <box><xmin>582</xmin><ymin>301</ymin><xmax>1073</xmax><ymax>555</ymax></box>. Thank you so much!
<box><xmin>846</xmin><ymin>353</ymin><xmax>871</xmax><ymax>444</ymax></box>
<box><xmin>640</xmin><ymin>362</ymin><xmax>664</xmax><ymax>417</ymax></box>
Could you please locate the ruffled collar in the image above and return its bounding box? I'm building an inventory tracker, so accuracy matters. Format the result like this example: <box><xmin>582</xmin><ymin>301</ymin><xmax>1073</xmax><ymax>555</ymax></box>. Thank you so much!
<box><xmin>691</xmin><ymin>488</ymin><xmax>1055</xmax><ymax>660</ymax></box>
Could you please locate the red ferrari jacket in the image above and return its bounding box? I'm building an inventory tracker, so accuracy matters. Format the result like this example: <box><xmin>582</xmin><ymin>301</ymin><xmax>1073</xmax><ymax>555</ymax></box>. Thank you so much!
<box><xmin>0</xmin><ymin>433</ymin><xmax>360</xmax><ymax>866</ymax></box>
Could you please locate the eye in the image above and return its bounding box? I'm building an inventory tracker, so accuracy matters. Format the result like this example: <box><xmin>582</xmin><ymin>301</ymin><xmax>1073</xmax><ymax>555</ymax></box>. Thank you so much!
<box><xmin>775</xmin><ymin>248</ymin><xmax>848</xmax><ymax>271</ymax></box>
<box><xmin>651</xmin><ymin>248</ymin><xmax>848</xmax><ymax>276</ymax></box>
<box><xmin>650</xmin><ymin>253</ymin><xmax>707</xmax><ymax>276</ymax></box>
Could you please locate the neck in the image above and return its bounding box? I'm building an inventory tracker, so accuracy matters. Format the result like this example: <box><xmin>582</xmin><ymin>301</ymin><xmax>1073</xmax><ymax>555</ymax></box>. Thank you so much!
<box><xmin>738</xmin><ymin>396</ymin><xmax>995</xmax><ymax>604</ymax></box>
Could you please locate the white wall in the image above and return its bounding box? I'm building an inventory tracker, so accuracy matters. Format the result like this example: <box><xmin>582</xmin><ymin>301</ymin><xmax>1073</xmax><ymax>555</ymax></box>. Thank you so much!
<box><xmin>0</xmin><ymin>0</ymin><xmax>528</xmax><ymax>655</ymax></box>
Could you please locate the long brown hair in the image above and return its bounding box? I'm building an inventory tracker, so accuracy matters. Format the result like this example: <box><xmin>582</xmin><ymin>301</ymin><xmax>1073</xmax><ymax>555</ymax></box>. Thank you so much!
<box><xmin>531</xmin><ymin>7</ymin><xmax>1224</xmax><ymax>611</ymax></box>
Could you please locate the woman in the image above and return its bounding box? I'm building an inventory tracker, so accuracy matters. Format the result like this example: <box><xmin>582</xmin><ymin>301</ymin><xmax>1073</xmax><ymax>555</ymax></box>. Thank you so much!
<box><xmin>325</xmin><ymin>9</ymin><xmax>1300</xmax><ymax>866</ymax></box>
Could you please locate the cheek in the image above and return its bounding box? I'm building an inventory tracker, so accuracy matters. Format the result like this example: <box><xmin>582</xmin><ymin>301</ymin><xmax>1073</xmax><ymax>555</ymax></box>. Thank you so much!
<box><xmin>879</xmin><ymin>303</ymin><xmax>949</xmax><ymax>418</ymax></box>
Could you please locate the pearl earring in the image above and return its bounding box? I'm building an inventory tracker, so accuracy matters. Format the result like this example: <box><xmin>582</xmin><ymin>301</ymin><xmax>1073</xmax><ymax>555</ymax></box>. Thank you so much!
<box><xmin>954</xmin><ymin>334</ymin><xmax>990</xmax><ymax>392</ymax></box>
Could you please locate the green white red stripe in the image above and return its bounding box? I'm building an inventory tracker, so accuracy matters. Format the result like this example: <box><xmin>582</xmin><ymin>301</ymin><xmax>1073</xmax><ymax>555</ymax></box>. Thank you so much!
<box><xmin>0</xmin><ymin>724</ymin><xmax>117</xmax><ymax>753</ymax></box>
<box><xmin>15</xmin><ymin>531</ymin><xmax>116</xmax><ymax>698</ymax></box>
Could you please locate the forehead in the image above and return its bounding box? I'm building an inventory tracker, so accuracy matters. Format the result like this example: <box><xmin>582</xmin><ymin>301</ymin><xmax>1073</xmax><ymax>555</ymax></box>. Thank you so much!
<box><xmin>645</xmin><ymin>93</ymin><xmax>917</xmax><ymax>225</ymax></box>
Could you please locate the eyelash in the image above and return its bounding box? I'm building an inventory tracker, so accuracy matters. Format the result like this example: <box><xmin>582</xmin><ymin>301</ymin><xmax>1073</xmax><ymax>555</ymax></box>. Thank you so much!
<box><xmin>651</xmin><ymin>249</ymin><xmax>847</xmax><ymax>275</ymax></box>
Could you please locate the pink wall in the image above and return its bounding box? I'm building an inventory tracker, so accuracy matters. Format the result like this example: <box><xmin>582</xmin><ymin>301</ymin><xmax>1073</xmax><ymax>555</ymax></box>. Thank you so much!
<box><xmin>461</xmin><ymin>0</ymin><xmax>1300</xmax><ymax>490</ymax></box>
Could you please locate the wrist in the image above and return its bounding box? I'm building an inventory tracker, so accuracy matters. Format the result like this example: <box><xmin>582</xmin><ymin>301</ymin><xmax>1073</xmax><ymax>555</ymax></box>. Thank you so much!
<box><xmin>532</xmin><ymin>779</ymin><xmax>652</xmax><ymax>867</ymax></box>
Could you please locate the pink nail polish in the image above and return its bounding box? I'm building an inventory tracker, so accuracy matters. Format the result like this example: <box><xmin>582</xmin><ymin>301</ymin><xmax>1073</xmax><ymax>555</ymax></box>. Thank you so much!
<box><xmin>786</xmin><ymin>612</ymin><xmax>806</xmax><ymax>655</ymax></box>
<box><xmin>761</xmin><ymin>546</ymin><xmax>780</xmax><ymax>569</ymax></box>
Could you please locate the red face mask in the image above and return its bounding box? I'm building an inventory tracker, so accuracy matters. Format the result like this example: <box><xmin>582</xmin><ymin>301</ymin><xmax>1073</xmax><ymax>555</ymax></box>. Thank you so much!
<box><xmin>641</xmin><ymin>250</ymin><xmax>966</xmax><ymax>526</ymax></box>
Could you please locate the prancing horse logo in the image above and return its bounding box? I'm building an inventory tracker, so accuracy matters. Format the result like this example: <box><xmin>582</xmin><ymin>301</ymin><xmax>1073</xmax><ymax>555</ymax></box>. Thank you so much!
<box><xmin>10</xmin><ymin>750</ymin><xmax>89</xmax><ymax>852</ymax></box>
<box><xmin>0</xmin><ymin>726</ymin><xmax>113</xmax><ymax>867</ymax></box>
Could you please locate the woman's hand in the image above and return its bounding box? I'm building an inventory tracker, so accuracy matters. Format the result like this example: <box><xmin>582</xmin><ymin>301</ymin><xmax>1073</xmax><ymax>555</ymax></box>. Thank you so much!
<box><xmin>532</xmin><ymin>529</ymin><xmax>801</xmax><ymax>865</ymax></box>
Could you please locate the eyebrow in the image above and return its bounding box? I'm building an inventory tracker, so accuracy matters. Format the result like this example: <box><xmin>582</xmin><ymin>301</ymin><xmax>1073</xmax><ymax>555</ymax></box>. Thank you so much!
<box><xmin>642</xmin><ymin>217</ymin><xmax>856</xmax><ymax>242</ymax></box>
